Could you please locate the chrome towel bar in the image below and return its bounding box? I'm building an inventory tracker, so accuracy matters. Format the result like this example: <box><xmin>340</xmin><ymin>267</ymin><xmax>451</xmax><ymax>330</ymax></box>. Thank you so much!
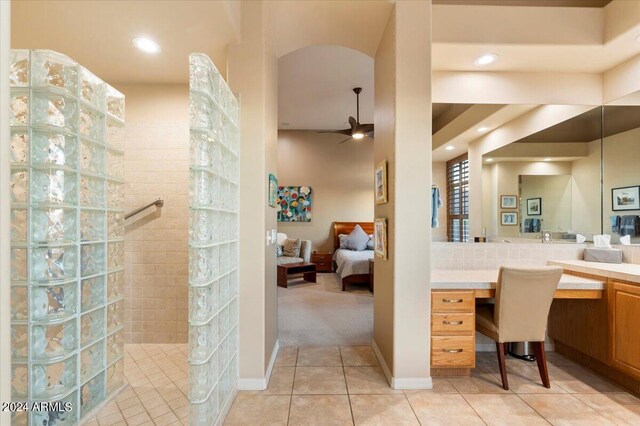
<box><xmin>125</xmin><ymin>198</ymin><xmax>164</xmax><ymax>220</ymax></box>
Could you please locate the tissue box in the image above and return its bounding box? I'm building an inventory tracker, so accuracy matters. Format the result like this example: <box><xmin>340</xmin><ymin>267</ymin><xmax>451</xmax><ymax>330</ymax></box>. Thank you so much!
<box><xmin>584</xmin><ymin>248</ymin><xmax>623</xmax><ymax>264</ymax></box>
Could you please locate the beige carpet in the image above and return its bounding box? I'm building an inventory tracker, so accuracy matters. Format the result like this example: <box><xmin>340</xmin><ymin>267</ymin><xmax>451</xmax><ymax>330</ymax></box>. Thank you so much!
<box><xmin>278</xmin><ymin>273</ymin><xmax>373</xmax><ymax>346</ymax></box>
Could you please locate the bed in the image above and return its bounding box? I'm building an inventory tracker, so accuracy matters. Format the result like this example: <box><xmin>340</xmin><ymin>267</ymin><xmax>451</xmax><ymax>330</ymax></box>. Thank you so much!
<box><xmin>332</xmin><ymin>222</ymin><xmax>375</xmax><ymax>291</ymax></box>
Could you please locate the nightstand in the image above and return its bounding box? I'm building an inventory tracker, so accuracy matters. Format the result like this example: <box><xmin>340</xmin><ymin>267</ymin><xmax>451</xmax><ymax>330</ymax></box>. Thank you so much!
<box><xmin>311</xmin><ymin>252</ymin><xmax>333</xmax><ymax>272</ymax></box>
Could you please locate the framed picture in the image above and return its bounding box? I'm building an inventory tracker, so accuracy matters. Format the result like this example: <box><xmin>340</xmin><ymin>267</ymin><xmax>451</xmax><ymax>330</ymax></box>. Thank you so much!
<box><xmin>277</xmin><ymin>186</ymin><xmax>313</xmax><ymax>222</ymax></box>
<box><xmin>527</xmin><ymin>198</ymin><xmax>542</xmax><ymax>216</ymax></box>
<box><xmin>501</xmin><ymin>212</ymin><xmax>518</xmax><ymax>226</ymax></box>
<box><xmin>374</xmin><ymin>218</ymin><xmax>387</xmax><ymax>259</ymax></box>
<box><xmin>375</xmin><ymin>160</ymin><xmax>388</xmax><ymax>204</ymax></box>
<box><xmin>501</xmin><ymin>195</ymin><xmax>518</xmax><ymax>209</ymax></box>
<box><xmin>612</xmin><ymin>186</ymin><xmax>640</xmax><ymax>211</ymax></box>
<box><xmin>268</xmin><ymin>174</ymin><xmax>277</xmax><ymax>207</ymax></box>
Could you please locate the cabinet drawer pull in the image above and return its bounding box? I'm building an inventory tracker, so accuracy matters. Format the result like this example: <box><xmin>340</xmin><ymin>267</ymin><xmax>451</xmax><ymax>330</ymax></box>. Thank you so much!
<box><xmin>441</xmin><ymin>348</ymin><xmax>464</xmax><ymax>353</ymax></box>
<box><xmin>443</xmin><ymin>320</ymin><xmax>463</xmax><ymax>325</ymax></box>
<box><xmin>442</xmin><ymin>298</ymin><xmax>463</xmax><ymax>303</ymax></box>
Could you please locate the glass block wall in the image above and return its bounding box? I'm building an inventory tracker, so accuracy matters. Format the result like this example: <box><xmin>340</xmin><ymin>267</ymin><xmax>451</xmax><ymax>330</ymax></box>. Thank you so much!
<box><xmin>188</xmin><ymin>53</ymin><xmax>240</xmax><ymax>424</ymax></box>
<box><xmin>9</xmin><ymin>49</ymin><xmax>126</xmax><ymax>425</ymax></box>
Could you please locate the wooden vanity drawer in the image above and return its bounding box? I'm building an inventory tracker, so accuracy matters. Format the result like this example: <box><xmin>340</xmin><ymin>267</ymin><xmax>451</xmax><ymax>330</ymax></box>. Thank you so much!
<box><xmin>432</xmin><ymin>291</ymin><xmax>474</xmax><ymax>312</ymax></box>
<box><xmin>431</xmin><ymin>336</ymin><xmax>475</xmax><ymax>368</ymax></box>
<box><xmin>432</xmin><ymin>313</ymin><xmax>474</xmax><ymax>335</ymax></box>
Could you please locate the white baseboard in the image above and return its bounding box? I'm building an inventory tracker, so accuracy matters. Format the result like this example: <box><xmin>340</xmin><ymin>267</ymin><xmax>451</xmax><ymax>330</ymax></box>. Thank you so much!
<box><xmin>371</xmin><ymin>339</ymin><xmax>393</xmax><ymax>385</ymax></box>
<box><xmin>371</xmin><ymin>339</ymin><xmax>433</xmax><ymax>390</ymax></box>
<box><xmin>237</xmin><ymin>340</ymin><xmax>279</xmax><ymax>391</ymax></box>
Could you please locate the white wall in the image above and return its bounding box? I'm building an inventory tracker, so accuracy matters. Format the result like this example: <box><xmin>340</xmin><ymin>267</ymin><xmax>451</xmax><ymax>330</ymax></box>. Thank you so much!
<box><xmin>228</xmin><ymin>0</ymin><xmax>279</xmax><ymax>389</ymax></box>
<box><xmin>278</xmin><ymin>130</ymin><xmax>374</xmax><ymax>252</ymax></box>
<box><xmin>374</xmin><ymin>1</ymin><xmax>432</xmax><ymax>388</ymax></box>
<box><xmin>570</xmin><ymin>139</ymin><xmax>602</xmax><ymax>236</ymax></box>
<box><xmin>520</xmin><ymin>175</ymin><xmax>572</xmax><ymax>233</ymax></box>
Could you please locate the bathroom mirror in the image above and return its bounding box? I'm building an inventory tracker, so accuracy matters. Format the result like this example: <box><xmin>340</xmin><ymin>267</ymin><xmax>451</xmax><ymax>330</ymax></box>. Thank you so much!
<box><xmin>481</xmin><ymin>106</ymin><xmax>603</xmax><ymax>241</ymax></box>
<box><xmin>603</xmin><ymin>98</ymin><xmax>640</xmax><ymax>244</ymax></box>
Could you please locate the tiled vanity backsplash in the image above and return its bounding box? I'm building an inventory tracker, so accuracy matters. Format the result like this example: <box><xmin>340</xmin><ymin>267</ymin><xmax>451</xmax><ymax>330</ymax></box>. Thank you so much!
<box><xmin>432</xmin><ymin>242</ymin><xmax>640</xmax><ymax>270</ymax></box>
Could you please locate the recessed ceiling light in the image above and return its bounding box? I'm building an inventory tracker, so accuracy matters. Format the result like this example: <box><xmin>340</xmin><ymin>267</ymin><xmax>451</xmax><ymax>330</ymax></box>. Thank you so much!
<box><xmin>543</xmin><ymin>158</ymin><xmax>551</xmax><ymax>162</ymax></box>
<box><xmin>475</xmin><ymin>53</ymin><xmax>498</xmax><ymax>66</ymax></box>
<box><xmin>445</xmin><ymin>145</ymin><xmax>455</xmax><ymax>151</ymax></box>
<box><xmin>477</xmin><ymin>126</ymin><xmax>490</xmax><ymax>133</ymax></box>
<box><xmin>485</xmin><ymin>158</ymin><xmax>494</xmax><ymax>162</ymax></box>
<box><xmin>133</xmin><ymin>37</ymin><xmax>161</xmax><ymax>54</ymax></box>
<box><xmin>352</xmin><ymin>132</ymin><xmax>364</xmax><ymax>140</ymax></box>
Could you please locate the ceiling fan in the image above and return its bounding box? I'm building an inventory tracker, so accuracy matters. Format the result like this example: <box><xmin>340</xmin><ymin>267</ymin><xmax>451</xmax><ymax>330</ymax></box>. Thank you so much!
<box><xmin>318</xmin><ymin>87</ymin><xmax>374</xmax><ymax>143</ymax></box>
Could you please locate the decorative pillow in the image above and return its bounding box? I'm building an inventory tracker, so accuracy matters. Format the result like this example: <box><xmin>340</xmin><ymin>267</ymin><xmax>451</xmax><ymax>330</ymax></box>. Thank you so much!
<box><xmin>276</xmin><ymin>245</ymin><xmax>284</xmax><ymax>257</ymax></box>
<box><xmin>343</xmin><ymin>225</ymin><xmax>370</xmax><ymax>251</ymax></box>
<box><xmin>282</xmin><ymin>239</ymin><xmax>301</xmax><ymax>257</ymax></box>
<box><xmin>339</xmin><ymin>234</ymin><xmax>348</xmax><ymax>249</ymax></box>
<box><xmin>366</xmin><ymin>234</ymin><xmax>374</xmax><ymax>250</ymax></box>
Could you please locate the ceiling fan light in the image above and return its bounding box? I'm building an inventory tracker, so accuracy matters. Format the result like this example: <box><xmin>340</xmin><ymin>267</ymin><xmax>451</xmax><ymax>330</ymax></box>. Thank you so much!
<box><xmin>352</xmin><ymin>132</ymin><xmax>364</xmax><ymax>140</ymax></box>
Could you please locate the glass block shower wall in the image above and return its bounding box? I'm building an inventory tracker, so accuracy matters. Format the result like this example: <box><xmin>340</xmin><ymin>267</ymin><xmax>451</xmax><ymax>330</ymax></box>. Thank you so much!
<box><xmin>188</xmin><ymin>53</ymin><xmax>240</xmax><ymax>424</ymax></box>
<box><xmin>9</xmin><ymin>49</ymin><xmax>126</xmax><ymax>425</ymax></box>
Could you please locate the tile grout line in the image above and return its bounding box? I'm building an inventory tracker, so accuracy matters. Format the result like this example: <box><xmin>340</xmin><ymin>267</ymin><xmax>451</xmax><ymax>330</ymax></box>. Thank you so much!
<box><xmin>457</xmin><ymin>393</ymin><xmax>490</xmax><ymax>426</ymax></box>
<box><xmin>511</xmin><ymin>392</ymin><xmax>553</xmax><ymax>425</ymax></box>
<box><xmin>339</xmin><ymin>346</ymin><xmax>357</xmax><ymax>426</ymax></box>
<box><xmin>286</xmin><ymin>347</ymin><xmax>298</xmax><ymax>426</ymax></box>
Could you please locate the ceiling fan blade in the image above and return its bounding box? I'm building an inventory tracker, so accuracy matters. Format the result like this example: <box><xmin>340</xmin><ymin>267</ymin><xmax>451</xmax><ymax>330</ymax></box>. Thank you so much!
<box><xmin>349</xmin><ymin>116</ymin><xmax>357</xmax><ymax>130</ymax></box>
<box><xmin>317</xmin><ymin>129</ymin><xmax>352</xmax><ymax>136</ymax></box>
<box><xmin>339</xmin><ymin>137</ymin><xmax>352</xmax><ymax>144</ymax></box>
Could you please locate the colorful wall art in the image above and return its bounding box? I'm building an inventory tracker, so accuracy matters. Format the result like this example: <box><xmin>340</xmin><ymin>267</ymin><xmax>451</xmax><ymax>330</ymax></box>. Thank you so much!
<box><xmin>277</xmin><ymin>186</ymin><xmax>313</xmax><ymax>222</ymax></box>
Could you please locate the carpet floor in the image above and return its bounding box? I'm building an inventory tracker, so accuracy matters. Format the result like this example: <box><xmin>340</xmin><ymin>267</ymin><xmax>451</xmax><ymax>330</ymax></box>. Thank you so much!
<box><xmin>278</xmin><ymin>272</ymin><xmax>373</xmax><ymax>346</ymax></box>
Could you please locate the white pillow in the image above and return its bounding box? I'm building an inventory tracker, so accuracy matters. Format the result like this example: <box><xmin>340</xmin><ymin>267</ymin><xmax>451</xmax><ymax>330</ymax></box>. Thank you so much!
<box><xmin>276</xmin><ymin>232</ymin><xmax>288</xmax><ymax>245</ymax></box>
<box><xmin>366</xmin><ymin>234</ymin><xmax>374</xmax><ymax>250</ymax></box>
<box><xmin>343</xmin><ymin>225</ymin><xmax>370</xmax><ymax>251</ymax></box>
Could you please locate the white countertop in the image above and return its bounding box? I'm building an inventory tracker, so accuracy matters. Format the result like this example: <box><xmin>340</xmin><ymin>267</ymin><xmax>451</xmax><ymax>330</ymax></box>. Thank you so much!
<box><xmin>431</xmin><ymin>269</ymin><xmax>604</xmax><ymax>290</ymax></box>
<box><xmin>548</xmin><ymin>260</ymin><xmax>640</xmax><ymax>284</ymax></box>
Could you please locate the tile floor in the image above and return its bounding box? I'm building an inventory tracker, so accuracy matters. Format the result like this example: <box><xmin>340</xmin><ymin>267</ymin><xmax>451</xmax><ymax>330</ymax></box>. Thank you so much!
<box><xmin>83</xmin><ymin>343</ymin><xmax>640</xmax><ymax>425</ymax></box>
<box><xmin>85</xmin><ymin>344</ymin><xmax>189</xmax><ymax>425</ymax></box>
<box><xmin>226</xmin><ymin>345</ymin><xmax>640</xmax><ymax>425</ymax></box>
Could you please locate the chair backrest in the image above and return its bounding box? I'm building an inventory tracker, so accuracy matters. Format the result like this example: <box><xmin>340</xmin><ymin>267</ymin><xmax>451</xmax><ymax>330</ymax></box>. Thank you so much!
<box><xmin>494</xmin><ymin>266</ymin><xmax>563</xmax><ymax>342</ymax></box>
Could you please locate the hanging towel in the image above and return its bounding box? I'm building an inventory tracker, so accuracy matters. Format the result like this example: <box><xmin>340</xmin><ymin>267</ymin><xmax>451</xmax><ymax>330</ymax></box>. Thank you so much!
<box><xmin>611</xmin><ymin>215</ymin><xmax>621</xmax><ymax>233</ymax></box>
<box><xmin>431</xmin><ymin>186</ymin><xmax>442</xmax><ymax>228</ymax></box>
<box><xmin>531</xmin><ymin>218</ymin><xmax>541</xmax><ymax>233</ymax></box>
<box><xmin>619</xmin><ymin>215</ymin><xmax>640</xmax><ymax>237</ymax></box>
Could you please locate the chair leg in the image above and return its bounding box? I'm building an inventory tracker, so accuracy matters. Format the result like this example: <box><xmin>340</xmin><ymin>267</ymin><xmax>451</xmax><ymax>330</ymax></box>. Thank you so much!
<box><xmin>533</xmin><ymin>341</ymin><xmax>551</xmax><ymax>388</ymax></box>
<box><xmin>496</xmin><ymin>342</ymin><xmax>509</xmax><ymax>390</ymax></box>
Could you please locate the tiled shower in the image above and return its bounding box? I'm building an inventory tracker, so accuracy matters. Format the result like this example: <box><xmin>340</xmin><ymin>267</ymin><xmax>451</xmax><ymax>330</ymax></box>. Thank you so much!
<box><xmin>9</xmin><ymin>50</ymin><xmax>126</xmax><ymax>425</ymax></box>
<box><xmin>8</xmin><ymin>50</ymin><xmax>239</xmax><ymax>425</ymax></box>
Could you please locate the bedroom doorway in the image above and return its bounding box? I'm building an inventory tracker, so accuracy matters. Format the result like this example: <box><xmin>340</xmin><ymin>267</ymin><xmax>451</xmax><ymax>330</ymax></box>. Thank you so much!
<box><xmin>275</xmin><ymin>44</ymin><xmax>375</xmax><ymax>346</ymax></box>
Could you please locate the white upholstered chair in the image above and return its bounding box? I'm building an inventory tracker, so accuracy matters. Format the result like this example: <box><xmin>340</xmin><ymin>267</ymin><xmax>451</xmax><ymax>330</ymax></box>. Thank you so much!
<box><xmin>476</xmin><ymin>266</ymin><xmax>563</xmax><ymax>390</ymax></box>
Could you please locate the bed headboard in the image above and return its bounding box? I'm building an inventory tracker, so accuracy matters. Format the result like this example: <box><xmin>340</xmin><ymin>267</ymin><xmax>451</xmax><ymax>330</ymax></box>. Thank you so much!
<box><xmin>333</xmin><ymin>222</ymin><xmax>375</xmax><ymax>251</ymax></box>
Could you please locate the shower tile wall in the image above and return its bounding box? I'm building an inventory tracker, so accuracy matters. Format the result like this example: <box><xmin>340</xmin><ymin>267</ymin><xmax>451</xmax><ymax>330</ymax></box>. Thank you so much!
<box><xmin>9</xmin><ymin>49</ymin><xmax>125</xmax><ymax>425</ymax></box>
<box><xmin>119</xmin><ymin>85</ymin><xmax>190</xmax><ymax>344</ymax></box>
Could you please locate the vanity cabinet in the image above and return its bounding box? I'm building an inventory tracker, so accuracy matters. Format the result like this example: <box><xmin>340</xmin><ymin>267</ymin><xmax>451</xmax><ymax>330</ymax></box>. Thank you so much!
<box><xmin>431</xmin><ymin>290</ymin><xmax>475</xmax><ymax>371</ymax></box>
<box><xmin>610</xmin><ymin>281</ymin><xmax>640</xmax><ymax>380</ymax></box>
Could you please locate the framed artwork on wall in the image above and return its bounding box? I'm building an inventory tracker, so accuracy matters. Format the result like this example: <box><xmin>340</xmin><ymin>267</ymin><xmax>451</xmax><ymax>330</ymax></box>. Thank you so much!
<box><xmin>374</xmin><ymin>218</ymin><xmax>388</xmax><ymax>259</ymax></box>
<box><xmin>501</xmin><ymin>195</ymin><xmax>518</xmax><ymax>209</ymax></box>
<box><xmin>375</xmin><ymin>160</ymin><xmax>388</xmax><ymax>204</ymax></box>
<box><xmin>277</xmin><ymin>186</ymin><xmax>313</xmax><ymax>222</ymax></box>
<box><xmin>501</xmin><ymin>212</ymin><xmax>518</xmax><ymax>226</ymax></box>
<box><xmin>527</xmin><ymin>198</ymin><xmax>542</xmax><ymax>216</ymax></box>
<box><xmin>268</xmin><ymin>174</ymin><xmax>277</xmax><ymax>207</ymax></box>
<box><xmin>612</xmin><ymin>186</ymin><xmax>640</xmax><ymax>211</ymax></box>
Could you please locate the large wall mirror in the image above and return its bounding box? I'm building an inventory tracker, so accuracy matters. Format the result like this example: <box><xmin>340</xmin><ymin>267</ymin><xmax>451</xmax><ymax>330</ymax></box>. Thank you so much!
<box><xmin>481</xmin><ymin>106</ymin><xmax>603</xmax><ymax>241</ymax></box>
<box><xmin>603</xmin><ymin>96</ymin><xmax>640</xmax><ymax>244</ymax></box>
<box><xmin>433</xmin><ymin>102</ymin><xmax>640</xmax><ymax>243</ymax></box>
